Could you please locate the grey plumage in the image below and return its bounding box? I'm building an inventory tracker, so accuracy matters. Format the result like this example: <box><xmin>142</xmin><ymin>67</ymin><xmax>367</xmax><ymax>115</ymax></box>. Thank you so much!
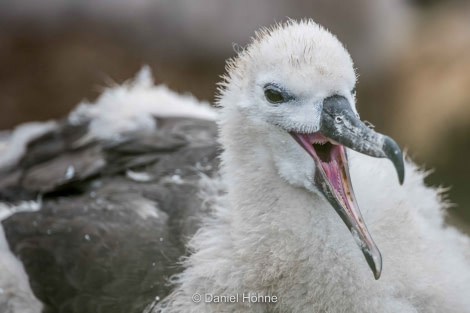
<box><xmin>1</xmin><ymin>116</ymin><xmax>218</xmax><ymax>313</ymax></box>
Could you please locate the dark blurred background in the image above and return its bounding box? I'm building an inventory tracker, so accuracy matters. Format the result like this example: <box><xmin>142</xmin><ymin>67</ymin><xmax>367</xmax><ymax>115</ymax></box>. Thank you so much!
<box><xmin>0</xmin><ymin>0</ymin><xmax>469</xmax><ymax>227</ymax></box>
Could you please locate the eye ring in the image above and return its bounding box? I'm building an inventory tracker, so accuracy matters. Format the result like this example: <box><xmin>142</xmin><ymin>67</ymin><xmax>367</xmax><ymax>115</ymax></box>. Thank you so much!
<box><xmin>264</xmin><ymin>88</ymin><xmax>285</xmax><ymax>103</ymax></box>
<box><xmin>263</xmin><ymin>83</ymin><xmax>293</xmax><ymax>104</ymax></box>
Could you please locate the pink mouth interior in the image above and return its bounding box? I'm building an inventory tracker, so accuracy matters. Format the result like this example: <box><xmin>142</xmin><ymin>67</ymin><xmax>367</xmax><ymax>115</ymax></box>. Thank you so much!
<box><xmin>294</xmin><ymin>133</ymin><xmax>355</xmax><ymax>216</ymax></box>
<box><xmin>292</xmin><ymin>132</ymin><xmax>382</xmax><ymax>278</ymax></box>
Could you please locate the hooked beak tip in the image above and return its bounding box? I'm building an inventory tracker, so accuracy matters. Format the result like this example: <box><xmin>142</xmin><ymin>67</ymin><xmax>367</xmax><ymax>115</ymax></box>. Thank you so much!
<box><xmin>382</xmin><ymin>136</ymin><xmax>405</xmax><ymax>185</ymax></box>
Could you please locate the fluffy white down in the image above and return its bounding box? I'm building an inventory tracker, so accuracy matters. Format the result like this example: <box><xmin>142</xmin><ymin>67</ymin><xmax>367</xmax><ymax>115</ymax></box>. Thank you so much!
<box><xmin>154</xmin><ymin>124</ymin><xmax>470</xmax><ymax>313</ymax></box>
<box><xmin>153</xmin><ymin>20</ymin><xmax>470</xmax><ymax>313</ymax></box>
<box><xmin>69</xmin><ymin>66</ymin><xmax>217</xmax><ymax>142</ymax></box>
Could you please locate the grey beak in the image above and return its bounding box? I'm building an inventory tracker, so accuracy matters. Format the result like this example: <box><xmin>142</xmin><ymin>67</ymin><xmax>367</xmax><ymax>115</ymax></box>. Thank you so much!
<box><xmin>321</xmin><ymin>95</ymin><xmax>405</xmax><ymax>185</ymax></box>
<box><xmin>291</xmin><ymin>95</ymin><xmax>405</xmax><ymax>279</ymax></box>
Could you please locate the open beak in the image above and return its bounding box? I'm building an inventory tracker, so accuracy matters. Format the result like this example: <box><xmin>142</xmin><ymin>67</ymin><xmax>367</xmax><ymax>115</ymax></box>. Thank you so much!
<box><xmin>291</xmin><ymin>95</ymin><xmax>405</xmax><ymax>280</ymax></box>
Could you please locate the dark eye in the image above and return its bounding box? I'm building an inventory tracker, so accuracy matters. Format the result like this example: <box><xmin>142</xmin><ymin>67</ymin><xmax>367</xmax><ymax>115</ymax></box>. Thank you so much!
<box><xmin>264</xmin><ymin>88</ymin><xmax>285</xmax><ymax>103</ymax></box>
<box><xmin>351</xmin><ymin>87</ymin><xmax>356</xmax><ymax>96</ymax></box>
<box><xmin>263</xmin><ymin>83</ymin><xmax>294</xmax><ymax>104</ymax></box>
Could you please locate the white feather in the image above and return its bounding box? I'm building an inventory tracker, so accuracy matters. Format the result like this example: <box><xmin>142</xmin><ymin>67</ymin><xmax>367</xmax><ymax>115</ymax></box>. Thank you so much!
<box><xmin>69</xmin><ymin>66</ymin><xmax>216</xmax><ymax>142</ymax></box>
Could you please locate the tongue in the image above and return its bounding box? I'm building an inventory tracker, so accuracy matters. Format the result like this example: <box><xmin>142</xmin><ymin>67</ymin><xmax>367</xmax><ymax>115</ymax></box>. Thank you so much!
<box><xmin>316</xmin><ymin>144</ymin><xmax>348</xmax><ymax>206</ymax></box>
